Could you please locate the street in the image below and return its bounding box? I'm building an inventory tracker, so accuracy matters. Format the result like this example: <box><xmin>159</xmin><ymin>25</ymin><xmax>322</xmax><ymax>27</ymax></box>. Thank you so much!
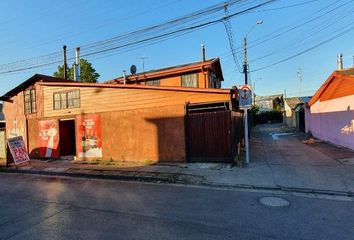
<box><xmin>0</xmin><ymin>173</ymin><xmax>353</xmax><ymax>240</ymax></box>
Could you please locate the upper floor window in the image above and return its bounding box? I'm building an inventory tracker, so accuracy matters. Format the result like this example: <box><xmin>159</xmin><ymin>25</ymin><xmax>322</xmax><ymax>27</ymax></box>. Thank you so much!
<box><xmin>181</xmin><ymin>73</ymin><xmax>198</xmax><ymax>88</ymax></box>
<box><xmin>53</xmin><ymin>90</ymin><xmax>80</xmax><ymax>110</ymax></box>
<box><xmin>146</xmin><ymin>79</ymin><xmax>160</xmax><ymax>86</ymax></box>
<box><xmin>24</xmin><ymin>89</ymin><xmax>36</xmax><ymax>114</ymax></box>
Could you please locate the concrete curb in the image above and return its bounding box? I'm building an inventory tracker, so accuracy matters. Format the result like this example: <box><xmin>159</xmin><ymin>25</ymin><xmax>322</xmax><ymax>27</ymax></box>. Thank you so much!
<box><xmin>1</xmin><ymin>167</ymin><xmax>353</xmax><ymax>198</ymax></box>
<box><xmin>0</xmin><ymin>167</ymin><xmax>205</xmax><ymax>185</ymax></box>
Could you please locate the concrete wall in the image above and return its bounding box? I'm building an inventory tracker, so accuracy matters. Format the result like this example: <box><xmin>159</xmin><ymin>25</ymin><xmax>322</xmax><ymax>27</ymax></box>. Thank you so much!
<box><xmin>307</xmin><ymin>95</ymin><xmax>354</xmax><ymax>150</ymax></box>
<box><xmin>283</xmin><ymin>101</ymin><xmax>296</xmax><ymax>128</ymax></box>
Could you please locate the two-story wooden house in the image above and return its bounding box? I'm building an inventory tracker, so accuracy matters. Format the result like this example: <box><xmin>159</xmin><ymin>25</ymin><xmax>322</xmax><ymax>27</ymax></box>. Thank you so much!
<box><xmin>1</xmin><ymin>70</ymin><xmax>237</xmax><ymax>163</ymax></box>
<box><xmin>106</xmin><ymin>58</ymin><xmax>224</xmax><ymax>89</ymax></box>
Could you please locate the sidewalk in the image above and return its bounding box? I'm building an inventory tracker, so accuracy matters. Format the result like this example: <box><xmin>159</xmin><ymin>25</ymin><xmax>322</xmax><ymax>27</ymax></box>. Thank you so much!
<box><xmin>1</xmin><ymin>123</ymin><xmax>354</xmax><ymax>196</ymax></box>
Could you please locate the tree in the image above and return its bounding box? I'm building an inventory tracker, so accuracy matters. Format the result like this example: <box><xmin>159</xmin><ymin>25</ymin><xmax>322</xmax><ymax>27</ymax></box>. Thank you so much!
<box><xmin>53</xmin><ymin>58</ymin><xmax>100</xmax><ymax>83</ymax></box>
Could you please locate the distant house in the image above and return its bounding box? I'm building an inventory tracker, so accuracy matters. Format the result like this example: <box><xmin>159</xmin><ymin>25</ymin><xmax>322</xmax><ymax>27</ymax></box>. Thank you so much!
<box><xmin>306</xmin><ymin>67</ymin><xmax>354</xmax><ymax>150</ymax></box>
<box><xmin>0</xmin><ymin>102</ymin><xmax>5</xmax><ymax>159</ymax></box>
<box><xmin>106</xmin><ymin>58</ymin><xmax>224</xmax><ymax>89</ymax></box>
<box><xmin>283</xmin><ymin>97</ymin><xmax>311</xmax><ymax>130</ymax></box>
<box><xmin>0</xmin><ymin>102</ymin><xmax>4</xmax><ymax>128</ymax></box>
<box><xmin>255</xmin><ymin>94</ymin><xmax>283</xmax><ymax>112</ymax></box>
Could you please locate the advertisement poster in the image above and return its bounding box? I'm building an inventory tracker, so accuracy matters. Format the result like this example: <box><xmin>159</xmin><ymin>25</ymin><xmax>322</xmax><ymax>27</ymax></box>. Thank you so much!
<box><xmin>38</xmin><ymin>120</ymin><xmax>59</xmax><ymax>158</ymax></box>
<box><xmin>7</xmin><ymin>136</ymin><xmax>30</xmax><ymax>165</ymax></box>
<box><xmin>76</xmin><ymin>114</ymin><xmax>102</xmax><ymax>158</ymax></box>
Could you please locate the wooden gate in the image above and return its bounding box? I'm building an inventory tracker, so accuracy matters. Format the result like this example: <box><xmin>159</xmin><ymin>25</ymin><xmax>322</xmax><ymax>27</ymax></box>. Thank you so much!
<box><xmin>186</xmin><ymin>110</ymin><xmax>232</xmax><ymax>162</ymax></box>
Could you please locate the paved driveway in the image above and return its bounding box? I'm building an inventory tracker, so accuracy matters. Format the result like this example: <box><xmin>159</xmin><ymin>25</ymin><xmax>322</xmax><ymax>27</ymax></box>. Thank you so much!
<box><xmin>249</xmin><ymin>123</ymin><xmax>354</xmax><ymax>192</ymax></box>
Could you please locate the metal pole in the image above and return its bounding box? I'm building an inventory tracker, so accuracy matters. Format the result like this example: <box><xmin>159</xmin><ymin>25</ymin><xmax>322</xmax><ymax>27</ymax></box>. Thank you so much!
<box><xmin>243</xmin><ymin>37</ymin><xmax>248</xmax><ymax>85</ymax></box>
<box><xmin>244</xmin><ymin>109</ymin><xmax>249</xmax><ymax>164</ymax></box>
<box><xmin>63</xmin><ymin>45</ymin><xmax>67</xmax><ymax>80</ymax></box>
<box><xmin>75</xmin><ymin>47</ymin><xmax>80</xmax><ymax>82</ymax></box>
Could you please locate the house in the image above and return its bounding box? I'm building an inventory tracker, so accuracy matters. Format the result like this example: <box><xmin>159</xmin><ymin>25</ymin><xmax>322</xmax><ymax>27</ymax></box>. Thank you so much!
<box><xmin>255</xmin><ymin>94</ymin><xmax>283</xmax><ymax>112</ymax></box>
<box><xmin>0</xmin><ymin>73</ymin><xmax>239</xmax><ymax>163</ymax></box>
<box><xmin>306</xmin><ymin>67</ymin><xmax>354</xmax><ymax>150</ymax></box>
<box><xmin>0</xmin><ymin>102</ymin><xmax>5</xmax><ymax>159</ymax></box>
<box><xmin>106</xmin><ymin>58</ymin><xmax>224</xmax><ymax>89</ymax></box>
<box><xmin>0</xmin><ymin>102</ymin><xmax>4</xmax><ymax>128</ymax></box>
<box><xmin>283</xmin><ymin>97</ymin><xmax>311</xmax><ymax>130</ymax></box>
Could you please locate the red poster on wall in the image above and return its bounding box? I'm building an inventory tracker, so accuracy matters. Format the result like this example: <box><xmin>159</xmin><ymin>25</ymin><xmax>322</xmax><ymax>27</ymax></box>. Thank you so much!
<box><xmin>38</xmin><ymin>120</ymin><xmax>59</xmax><ymax>158</ymax></box>
<box><xmin>76</xmin><ymin>114</ymin><xmax>102</xmax><ymax>158</ymax></box>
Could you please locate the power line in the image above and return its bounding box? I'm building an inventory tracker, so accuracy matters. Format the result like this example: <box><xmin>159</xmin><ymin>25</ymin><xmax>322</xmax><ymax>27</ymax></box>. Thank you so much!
<box><xmin>0</xmin><ymin>0</ymin><xmax>276</xmax><ymax>75</ymax></box>
<box><xmin>251</xmin><ymin>23</ymin><xmax>354</xmax><ymax>72</ymax></box>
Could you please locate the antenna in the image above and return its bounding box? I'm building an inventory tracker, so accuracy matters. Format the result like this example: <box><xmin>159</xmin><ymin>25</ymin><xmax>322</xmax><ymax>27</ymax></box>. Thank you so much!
<box><xmin>138</xmin><ymin>56</ymin><xmax>148</xmax><ymax>73</ymax></box>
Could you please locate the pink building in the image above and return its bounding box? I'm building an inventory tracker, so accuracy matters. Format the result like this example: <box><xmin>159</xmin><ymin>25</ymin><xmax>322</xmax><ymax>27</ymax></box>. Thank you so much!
<box><xmin>306</xmin><ymin>68</ymin><xmax>354</xmax><ymax>150</ymax></box>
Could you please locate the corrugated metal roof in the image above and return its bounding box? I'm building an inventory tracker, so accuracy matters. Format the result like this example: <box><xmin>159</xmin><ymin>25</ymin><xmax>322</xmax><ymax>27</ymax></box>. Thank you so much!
<box><xmin>37</xmin><ymin>81</ymin><xmax>232</xmax><ymax>94</ymax></box>
<box><xmin>308</xmin><ymin>69</ymin><xmax>354</xmax><ymax>107</ymax></box>
<box><xmin>284</xmin><ymin>97</ymin><xmax>301</xmax><ymax>109</ymax></box>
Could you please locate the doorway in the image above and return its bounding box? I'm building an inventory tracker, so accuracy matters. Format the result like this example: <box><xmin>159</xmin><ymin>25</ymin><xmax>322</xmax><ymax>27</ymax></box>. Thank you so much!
<box><xmin>59</xmin><ymin>119</ymin><xmax>76</xmax><ymax>156</ymax></box>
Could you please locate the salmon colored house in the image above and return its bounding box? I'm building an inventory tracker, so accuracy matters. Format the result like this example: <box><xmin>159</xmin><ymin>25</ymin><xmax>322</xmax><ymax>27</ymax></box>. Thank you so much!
<box><xmin>306</xmin><ymin>68</ymin><xmax>354</xmax><ymax>150</ymax></box>
<box><xmin>1</xmin><ymin>69</ymin><xmax>239</xmax><ymax>163</ymax></box>
<box><xmin>106</xmin><ymin>58</ymin><xmax>224</xmax><ymax>89</ymax></box>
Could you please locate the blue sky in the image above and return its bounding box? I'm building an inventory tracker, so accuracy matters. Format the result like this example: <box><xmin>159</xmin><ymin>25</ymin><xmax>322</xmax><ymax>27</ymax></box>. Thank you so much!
<box><xmin>0</xmin><ymin>0</ymin><xmax>353</xmax><ymax>97</ymax></box>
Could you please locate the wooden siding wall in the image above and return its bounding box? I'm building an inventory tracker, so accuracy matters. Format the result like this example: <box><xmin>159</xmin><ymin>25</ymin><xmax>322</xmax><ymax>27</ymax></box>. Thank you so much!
<box><xmin>42</xmin><ymin>86</ymin><xmax>230</xmax><ymax>118</ymax></box>
<box><xmin>3</xmin><ymin>92</ymin><xmax>28</xmax><ymax>146</ymax></box>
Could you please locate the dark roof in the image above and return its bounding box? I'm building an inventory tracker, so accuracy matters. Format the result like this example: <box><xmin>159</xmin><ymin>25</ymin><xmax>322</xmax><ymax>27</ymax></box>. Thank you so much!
<box><xmin>0</xmin><ymin>74</ymin><xmax>73</xmax><ymax>101</ymax></box>
<box><xmin>106</xmin><ymin>58</ymin><xmax>224</xmax><ymax>84</ymax></box>
<box><xmin>340</xmin><ymin>67</ymin><xmax>354</xmax><ymax>76</ymax></box>
<box><xmin>255</xmin><ymin>94</ymin><xmax>283</xmax><ymax>101</ymax></box>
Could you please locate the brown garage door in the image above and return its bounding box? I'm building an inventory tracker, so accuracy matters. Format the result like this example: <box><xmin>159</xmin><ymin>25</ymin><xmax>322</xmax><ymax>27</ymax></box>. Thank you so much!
<box><xmin>186</xmin><ymin>110</ymin><xmax>232</xmax><ymax>162</ymax></box>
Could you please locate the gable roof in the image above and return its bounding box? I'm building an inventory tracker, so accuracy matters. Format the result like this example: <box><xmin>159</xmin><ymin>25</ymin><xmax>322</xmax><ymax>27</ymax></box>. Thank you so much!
<box><xmin>284</xmin><ymin>97</ymin><xmax>301</xmax><ymax>109</ymax></box>
<box><xmin>308</xmin><ymin>69</ymin><xmax>354</xmax><ymax>107</ymax></box>
<box><xmin>0</xmin><ymin>74</ymin><xmax>72</xmax><ymax>101</ymax></box>
<box><xmin>106</xmin><ymin>58</ymin><xmax>224</xmax><ymax>84</ymax></box>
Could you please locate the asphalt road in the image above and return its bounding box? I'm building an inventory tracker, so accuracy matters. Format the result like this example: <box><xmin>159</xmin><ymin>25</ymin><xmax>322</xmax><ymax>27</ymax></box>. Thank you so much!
<box><xmin>0</xmin><ymin>173</ymin><xmax>353</xmax><ymax>240</ymax></box>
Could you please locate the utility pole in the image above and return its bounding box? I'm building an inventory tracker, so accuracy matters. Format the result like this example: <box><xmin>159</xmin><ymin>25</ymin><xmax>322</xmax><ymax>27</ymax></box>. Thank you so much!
<box><xmin>63</xmin><ymin>45</ymin><xmax>67</xmax><ymax>80</ymax></box>
<box><xmin>243</xmin><ymin>37</ymin><xmax>248</xmax><ymax>85</ymax></box>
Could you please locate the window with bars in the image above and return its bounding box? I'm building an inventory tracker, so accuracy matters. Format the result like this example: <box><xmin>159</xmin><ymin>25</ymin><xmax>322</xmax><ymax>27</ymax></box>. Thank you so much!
<box><xmin>181</xmin><ymin>73</ymin><xmax>198</xmax><ymax>88</ymax></box>
<box><xmin>145</xmin><ymin>79</ymin><xmax>160</xmax><ymax>86</ymax></box>
<box><xmin>24</xmin><ymin>89</ymin><xmax>36</xmax><ymax>114</ymax></box>
<box><xmin>53</xmin><ymin>90</ymin><xmax>80</xmax><ymax>110</ymax></box>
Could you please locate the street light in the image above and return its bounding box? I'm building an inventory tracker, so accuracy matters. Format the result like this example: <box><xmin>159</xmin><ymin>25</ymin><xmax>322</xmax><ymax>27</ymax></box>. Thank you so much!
<box><xmin>243</xmin><ymin>20</ymin><xmax>263</xmax><ymax>85</ymax></box>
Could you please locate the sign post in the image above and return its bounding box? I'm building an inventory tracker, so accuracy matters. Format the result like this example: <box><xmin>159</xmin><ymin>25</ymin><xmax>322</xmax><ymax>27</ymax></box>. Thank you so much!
<box><xmin>238</xmin><ymin>85</ymin><xmax>252</xmax><ymax>164</ymax></box>
<box><xmin>7</xmin><ymin>136</ymin><xmax>30</xmax><ymax>166</ymax></box>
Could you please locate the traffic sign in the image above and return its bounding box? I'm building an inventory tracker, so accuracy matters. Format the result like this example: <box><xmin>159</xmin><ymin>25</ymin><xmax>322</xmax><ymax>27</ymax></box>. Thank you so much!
<box><xmin>238</xmin><ymin>85</ymin><xmax>252</xmax><ymax>109</ymax></box>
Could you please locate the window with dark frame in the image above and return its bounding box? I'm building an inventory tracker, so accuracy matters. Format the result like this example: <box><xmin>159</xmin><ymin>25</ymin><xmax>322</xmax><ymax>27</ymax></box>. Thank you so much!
<box><xmin>53</xmin><ymin>90</ymin><xmax>80</xmax><ymax>110</ymax></box>
<box><xmin>145</xmin><ymin>79</ymin><xmax>160</xmax><ymax>86</ymax></box>
<box><xmin>24</xmin><ymin>89</ymin><xmax>36</xmax><ymax>114</ymax></box>
<box><xmin>181</xmin><ymin>73</ymin><xmax>198</xmax><ymax>88</ymax></box>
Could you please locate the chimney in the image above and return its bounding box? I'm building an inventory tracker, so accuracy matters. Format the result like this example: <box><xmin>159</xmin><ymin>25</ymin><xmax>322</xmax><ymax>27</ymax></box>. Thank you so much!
<box><xmin>337</xmin><ymin>53</ymin><xmax>343</xmax><ymax>70</ymax></box>
<box><xmin>123</xmin><ymin>70</ymin><xmax>126</xmax><ymax>84</ymax></box>
<box><xmin>74</xmin><ymin>47</ymin><xmax>80</xmax><ymax>81</ymax></box>
<box><xmin>201</xmin><ymin>44</ymin><xmax>205</xmax><ymax>62</ymax></box>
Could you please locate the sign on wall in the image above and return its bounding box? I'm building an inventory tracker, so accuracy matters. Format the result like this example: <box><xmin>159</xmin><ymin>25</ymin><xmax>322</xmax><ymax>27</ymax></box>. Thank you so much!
<box><xmin>7</xmin><ymin>136</ymin><xmax>30</xmax><ymax>165</ymax></box>
<box><xmin>238</xmin><ymin>85</ymin><xmax>252</xmax><ymax>109</ymax></box>
<box><xmin>38</xmin><ymin>120</ymin><xmax>59</xmax><ymax>158</ymax></box>
<box><xmin>76</xmin><ymin>114</ymin><xmax>102</xmax><ymax>158</ymax></box>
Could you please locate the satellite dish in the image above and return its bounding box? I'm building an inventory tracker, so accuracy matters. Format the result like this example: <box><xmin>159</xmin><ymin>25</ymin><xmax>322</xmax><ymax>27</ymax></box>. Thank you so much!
<box><xmin>130</xmin><ymin>65</ymin><xmax>137</xmax><ymax>75</ymax></box>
